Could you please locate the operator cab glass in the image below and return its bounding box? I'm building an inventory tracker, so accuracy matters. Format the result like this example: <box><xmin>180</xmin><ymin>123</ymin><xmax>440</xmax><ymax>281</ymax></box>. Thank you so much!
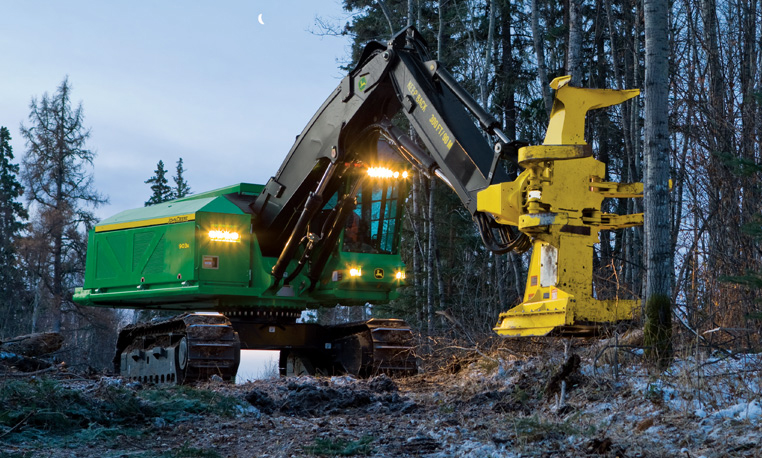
<box><xmin>343</xmin><ymin>180</ymin><xmax>402</xmax><ymax>255</ymax></box>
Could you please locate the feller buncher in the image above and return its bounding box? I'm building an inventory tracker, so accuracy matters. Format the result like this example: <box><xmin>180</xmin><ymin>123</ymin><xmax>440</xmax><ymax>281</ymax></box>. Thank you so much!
<box><xmin>74</xmin><ymin>27</ymin><xmax>643</xmax><ymax>383</ymax></box>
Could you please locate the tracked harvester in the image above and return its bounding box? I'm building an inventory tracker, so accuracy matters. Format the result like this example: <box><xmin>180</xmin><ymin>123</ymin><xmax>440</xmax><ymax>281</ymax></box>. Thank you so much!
<box><xmin>75</xmin><ymin>27</ymin><xmax>643</xmax><ymax>383</ymax></box>
<box><xmin>75</xmin><ymin>181</ymin><xmax>416</xmax><ymax>382</ymax></box>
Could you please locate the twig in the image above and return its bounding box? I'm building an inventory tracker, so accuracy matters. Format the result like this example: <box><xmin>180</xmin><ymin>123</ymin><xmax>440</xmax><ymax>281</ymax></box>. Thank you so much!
<box><xmin>671</xmin><ymin>307</ymin><xmax>734</xmax><ymax>358</ymax></box>
<box><xmin>497</xmin><ymin>347</ymin><xmax>522</xmax><ymax>358</ymax></box>
<box><xmin>444</xmin><ymin>345</ymin><xmax>496</xmax><ymax>363</ymax></box>
<box><xmin>0</xmin><ymin>410</ymin><xmax>36</xmax><ymax>439</ymax></box>
<box><xmin>0</xmin><ymin>366</ymin><xmax>57</xmax><ymax>377</ymax></box>
<box><xmin>592</xmin><ymin>344</ymin><xmax>644</xmax><ymax>377</ymax></box>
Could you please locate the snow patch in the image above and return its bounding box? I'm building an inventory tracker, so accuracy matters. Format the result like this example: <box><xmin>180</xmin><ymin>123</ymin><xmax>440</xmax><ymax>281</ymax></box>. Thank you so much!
<box><xmin>713</xmin><ymin>400</ymin><xmax>762</xmax><ymax>421</ymax></box>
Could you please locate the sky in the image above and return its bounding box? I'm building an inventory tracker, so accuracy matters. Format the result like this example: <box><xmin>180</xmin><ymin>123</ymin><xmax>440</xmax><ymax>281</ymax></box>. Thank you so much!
<box><xmin>0</xmin><ymin>1</ymin><xmax>355</xmax><ymax>220</ymax></box>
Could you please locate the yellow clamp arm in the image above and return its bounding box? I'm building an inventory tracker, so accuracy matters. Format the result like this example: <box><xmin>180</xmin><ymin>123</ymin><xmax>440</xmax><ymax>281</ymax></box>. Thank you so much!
<box><xmin>543</xmin><ymin>76</ymin><xmax>640</xmax><ymax>146</ymax></box>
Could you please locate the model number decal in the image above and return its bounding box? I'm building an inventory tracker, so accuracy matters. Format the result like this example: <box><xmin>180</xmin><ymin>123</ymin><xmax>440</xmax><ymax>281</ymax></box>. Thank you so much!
<box><xmin>429</xmin><ymin>114</ymin><xmax>454</xmax><ymax>149</ymax></box>
<box><xmin>178</xmin><ymin>243</ymin><xmax>190</xmax><ymax>249</ymax></box>
<box><xmin>406</xmin><ymin>81</ymin><xmax>428</xmax><ymax>112</ymax></box>
<box><xmin>168</xmin><ymin>216</ymin><xmax>189</xmax><ymax>224</ymax></box>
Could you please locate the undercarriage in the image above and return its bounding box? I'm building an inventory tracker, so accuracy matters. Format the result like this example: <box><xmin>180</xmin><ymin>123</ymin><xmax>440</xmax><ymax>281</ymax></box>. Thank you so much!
<box><xmin>114</xmin><ymin>312</ymin><xmax>418</xmax><ymax>383</ymax></box>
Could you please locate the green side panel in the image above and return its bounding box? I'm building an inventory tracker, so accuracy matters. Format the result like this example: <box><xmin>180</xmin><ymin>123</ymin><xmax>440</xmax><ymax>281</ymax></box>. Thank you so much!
<box><xmin>93</xmin><ymin>230</ymin><xmax>126</xmax><ymax>280</ymax></box>
<box><xmin>85</xmin><ymin>221</ymin><xmax>196</xmax><ymax>289</ymax></box>
<box><xmin>84</xmin><ymin>194</ymin><xmax>248</xmax><ymax>292</ymax></box>
<box><xmin>195</xmin><ymin>211</ymin><xmax>250</xmax><ymax>286</ymax></box>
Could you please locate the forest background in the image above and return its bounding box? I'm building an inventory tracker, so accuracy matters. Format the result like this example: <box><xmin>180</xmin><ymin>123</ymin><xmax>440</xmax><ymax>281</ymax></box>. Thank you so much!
<box><xmin>1</xmin><ymin>0</ymin><xmax>758</xmax><ymax>370</ymax></box>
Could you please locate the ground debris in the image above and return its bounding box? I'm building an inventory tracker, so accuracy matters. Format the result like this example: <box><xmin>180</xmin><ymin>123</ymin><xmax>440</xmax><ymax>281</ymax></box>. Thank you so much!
<box><xmin>584</xmin><ymin>436</ymin><xmax>629</xmax><ymax>457</ymax></box>
<box><xmin>2</xmin><ymin>336</ymin><xmax>761</xmax><ymax>458</ymax></box>
<box><xmin>245</xmin><ymin>374</ymin><xmax>415</xmax><ymax>417</ymax></box>
<box><xmin>546</xmin><ymin>353</ymin><xmax>581</xmax><ymax>395</ymax></box>
<box><xmin>635</xmin><ymin>417</ymin><xmax>655</xmax><ymax>432</ymax></box>
<box><xmin>244</xmin><ymin>389</ymin><xmax>276</xmax><ymax>415</ymax></box>
<box><xmin>401</xmin><ymin>435</ymin><xmax>440</xmax><ymax>454</ymax></box>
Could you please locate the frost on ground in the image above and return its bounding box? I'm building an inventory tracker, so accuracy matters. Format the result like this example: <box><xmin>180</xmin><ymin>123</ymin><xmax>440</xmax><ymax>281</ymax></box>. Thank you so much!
<box><xmin>1</xmin><ymin>337</ymin><xmax>761</xmax><ymax>457</ymax></box>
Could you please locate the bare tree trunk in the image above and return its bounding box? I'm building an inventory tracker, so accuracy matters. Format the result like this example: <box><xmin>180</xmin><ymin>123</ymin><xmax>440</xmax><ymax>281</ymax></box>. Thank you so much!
<box><xmin>378</xmin><ymin>0</ymin><xmax>395</xmax><ymax>35</ymax></box>
<box><xmin>408</xmin><ymin>0</ymin><xmax>421</xmax><ymax>320</ymax></box>
<box><xmin>31</xmin><ymin>277</ymin><xmax>41</xmax><ymax>333</ymax></box>
<box><xmin>643</xmin><ymin>0</ymin><xmax>673</xmax><ymax>366</ymax></box>
<box><xmin>435</xmin><ymin>241</ymin><xmax>446</xmax><ymax>313</ymax></box>
<box><xmin>412</xmin><ymin>167</ymin><xmax>421</xmax><ymax>313</ymax></box>
<box><xmin>700</xmin><ymin>0</ymin><xmax>742</xmax><ymax>327</ymax></box>
<box><xmin>625</xmin><ymin>0</ymin><xmax>643</xmax><ymax>294</ymax></box>
<box><xmin>604</xmin><ymin>0</ymin><xmax>623</xmax><ymax>88</ymax></box>
<box><xmin>495</xmin><ymin>254</ymin><xmax>508</xmax><ymax>314</ymax></box>
<box><xmin>739</xmin><ymin>0</ymin><xmax>759</xmax><ymax>286</ymax></box>
<box><xmin>511</xmin><ymin>252</ymin><xmax>523</xmax><ymax>297</ymax></box>
<box><xmin>51</xmin><ymin>93</ymin><xmax>68</xmax><ymax>334</ymax></box>
<box><xmin>427</xmin><ymin>178</ymin><xmax>436</xmax><ymax>334</ymax></box>
<box><xmin>480</xmin><ymin>0</ymin><xmax>496</xmax><ymax>105</ymax></box>
<box><xmin>567</xmin><ymin>0</ymin><xmax>583</xmax><ymax>85</ymax></box>
<box><xmin>532</xmin><ymin>0</ymin><xmax>553</xmax><ymax>116</ymax></box>
<box><xmin>499</xmin><ymin>0</ymin><xmax>516</xmax><ymax>139</ymax></box>
<box><xmin>438</xmin><ymin>0</ymin><xmax>444</xmax><ymax>59</ymax></box>
<box><xmin>644</xmin><ymin>0</ymin><xmax>672</xmax><ymax>298</ymax></box>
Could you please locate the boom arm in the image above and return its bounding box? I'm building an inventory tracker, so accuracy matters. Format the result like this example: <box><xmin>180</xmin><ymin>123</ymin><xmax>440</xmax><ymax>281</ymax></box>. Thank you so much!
<box><xmin>251</xmin><ymin>27</ymin><xmax>525</xmax><ymax>285</ymax></box>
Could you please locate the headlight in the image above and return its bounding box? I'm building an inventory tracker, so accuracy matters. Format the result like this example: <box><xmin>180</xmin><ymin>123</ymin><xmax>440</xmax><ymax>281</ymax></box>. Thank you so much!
<box><xmin>349</xmin><ymin>267</ymin><xmax>362</xmax><ymax>277</ymax></box>
<box><xmin>395</xmin><ymin>271</ymin><xmax>406</xmax><ymax>280</ymax></box>
<box><xmin>208</xmin><ymin>230</ymin><xmax>240</xmax><ymax>242</ymax></box>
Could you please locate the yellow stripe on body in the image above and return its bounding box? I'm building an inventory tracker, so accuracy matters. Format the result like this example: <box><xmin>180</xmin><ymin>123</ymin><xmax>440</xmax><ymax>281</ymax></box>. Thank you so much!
<box><xmin>95</xmin><ymin>213</ymin><xmax>196</xmax><ymax>232</ymax></box>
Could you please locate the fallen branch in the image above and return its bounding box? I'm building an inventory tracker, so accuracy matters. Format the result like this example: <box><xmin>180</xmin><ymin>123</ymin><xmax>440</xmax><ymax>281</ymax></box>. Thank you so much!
<box><xmin>0</xmin><ymin>410</ymin><xmax>36</xmax><ymax>439</ymax></box>
<box><xmin>0</xmin><ymin>366</ymin><xmax>57</xmax><ymax>377</ymax></box>
<box><xmin>0</xmin><ymin>351</ymin><xmax>53</xmax><ymax>372</ymax></box>
<box><xmin>0</xmin><ymin>332</ymin><xmax>63</xmax><ymax>357</ymax></box>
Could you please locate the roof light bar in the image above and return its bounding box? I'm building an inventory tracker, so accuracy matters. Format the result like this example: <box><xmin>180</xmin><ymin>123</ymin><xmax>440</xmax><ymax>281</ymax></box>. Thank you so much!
<box><xmin>367</xmin><ymin>167</ymin><xmax>410</xmax><ymax>179</ymax></box>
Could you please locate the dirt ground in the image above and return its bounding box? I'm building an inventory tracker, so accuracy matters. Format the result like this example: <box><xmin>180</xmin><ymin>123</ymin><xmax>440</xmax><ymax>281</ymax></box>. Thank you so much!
<box><xmin>1</xmin><ymin>338</ymin><xmax>760</xmax><ymax>458</ymax></box>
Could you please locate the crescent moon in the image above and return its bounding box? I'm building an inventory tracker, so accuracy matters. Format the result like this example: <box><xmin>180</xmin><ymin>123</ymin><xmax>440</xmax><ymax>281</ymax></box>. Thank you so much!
<box><xmin>258</xmin><ymin>13</ymin><xmax>265</xmax><ymax>25</ymax></box>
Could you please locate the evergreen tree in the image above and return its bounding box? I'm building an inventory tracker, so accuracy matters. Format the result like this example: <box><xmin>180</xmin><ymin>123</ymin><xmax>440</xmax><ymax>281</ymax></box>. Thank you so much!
<box><xmin>20</xmin><ymin>76</ymin><xmax>108</xmax><ymax>332</ymax></box>
<box><xmin>144</xmin><ymin>160</ymin><xmax>172</xmax><ymax>206</ymax></box>
<box><xmin>172</xmin><ymin>157</ymin><xmax>191</xmax><ymax>199</ymax></box>
<box><xmin>0</xmin><ymin>127</ymin><xmax>29</xmax><ymax>337</ymax></box>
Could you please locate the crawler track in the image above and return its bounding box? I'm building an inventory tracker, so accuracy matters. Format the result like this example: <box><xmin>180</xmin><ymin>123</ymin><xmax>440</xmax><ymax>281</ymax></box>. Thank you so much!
<box><xmin>333</xmin><ymin>318</ymin><xmax>418</xmax><ymax>377</ymax></box>
<box><xmin>115</xmin><ymin>314</ymin><xmax>417</xmax><ymax>383</ymax></box>
<box><xmin>115</xmin><ymin>314</ymin><xmax>240</xmax><ymax>384</ymax></box>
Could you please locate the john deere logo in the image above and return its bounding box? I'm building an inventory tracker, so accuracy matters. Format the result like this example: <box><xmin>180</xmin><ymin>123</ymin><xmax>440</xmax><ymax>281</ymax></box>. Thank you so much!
<box><xmin>358</xmin><ymin>76</ymin><xmax>368</xmax><ymax>91</ymax></box>
<box><xmin>374</xmin><ymin>268</ymin><xmax>384</xmax><ymax>279</ymax></box>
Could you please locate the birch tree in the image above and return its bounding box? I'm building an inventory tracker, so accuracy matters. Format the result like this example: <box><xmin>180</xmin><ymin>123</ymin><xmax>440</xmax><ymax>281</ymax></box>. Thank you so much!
<box><xmin>643</xmin><ymin>0</ymin><xmax>673</xmax><ymax>366</ymax></box>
